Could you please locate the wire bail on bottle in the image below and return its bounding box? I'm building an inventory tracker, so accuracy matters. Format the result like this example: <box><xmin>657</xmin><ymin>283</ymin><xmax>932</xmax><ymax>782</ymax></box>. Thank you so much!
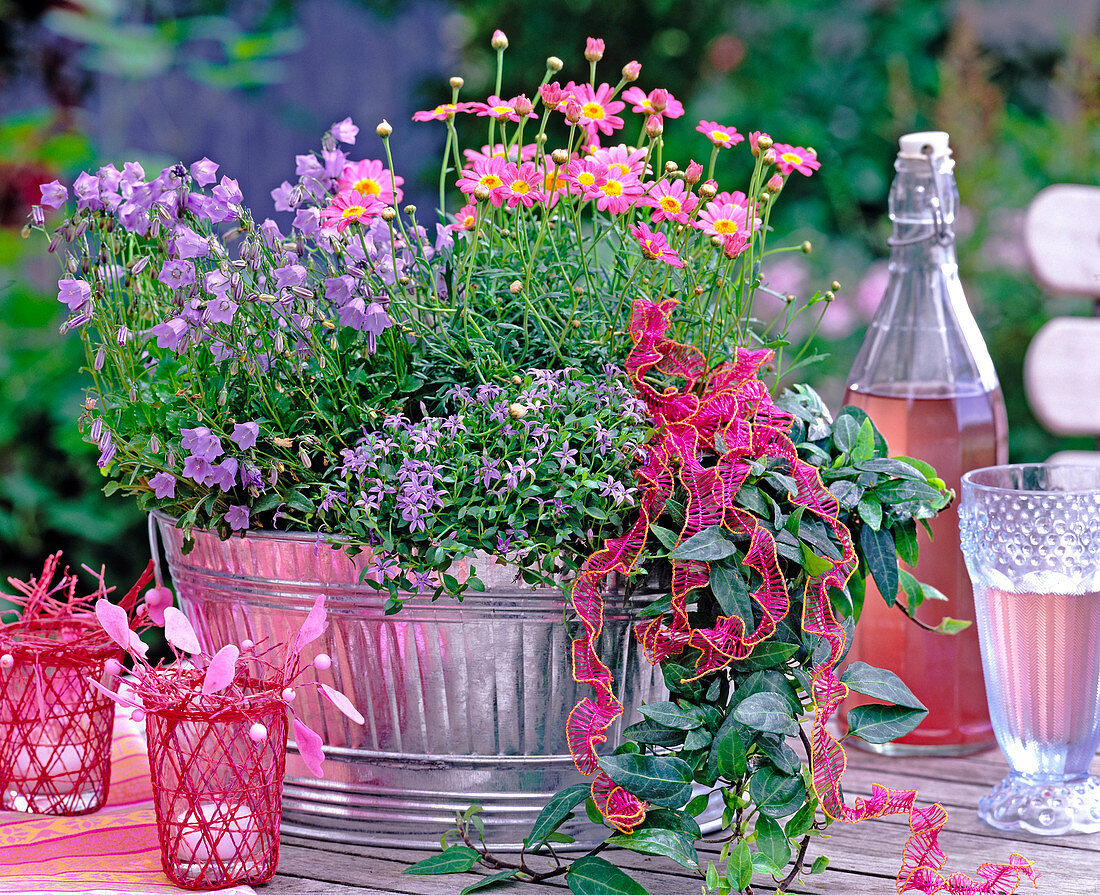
<box><xmin>886</xmin><ymin>147</ymin><xmax>955</xmax><ymax>247</ymax></box>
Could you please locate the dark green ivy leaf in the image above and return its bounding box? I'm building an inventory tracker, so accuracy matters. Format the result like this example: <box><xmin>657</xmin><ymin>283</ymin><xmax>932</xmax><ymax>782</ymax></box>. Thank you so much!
<box><xmin>860</xmin><ymin>523</ymin><xmax>898</xmax><ymax>606</ymax></box>
<box><xmin>403</xmin><ymin>846</ymin><xmax>480</xmax><ymax>875</ymax></box>
<box><xmin>524</xmin><ymin>783</ymin><xmax>590</xmax><ymax>849</ymax></box>
<box><xmin>597</xmin><ymin>754</ymin><xmax>694</xmax><ymax>808</ymax></box>
<box><xmin>670</xmin><ymin>525</ymin><xmax>738</xmax><ymax>561</ymax></box>
<box><xmin>566</xmin><ymin>856</ymin><xmax>650</xmax><ymax>895</ymax></box>
<box><xmin>846</xmin><ymin>703</ymin><xmax>928</xmax><ymax>744</ymax></box>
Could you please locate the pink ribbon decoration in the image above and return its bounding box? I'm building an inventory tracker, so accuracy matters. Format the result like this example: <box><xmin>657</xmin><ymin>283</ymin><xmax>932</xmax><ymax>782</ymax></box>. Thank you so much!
<box><xmin>566</xmin><ymin>297</ymin><xmax>1038</xmax><ymax>894</ymax></box>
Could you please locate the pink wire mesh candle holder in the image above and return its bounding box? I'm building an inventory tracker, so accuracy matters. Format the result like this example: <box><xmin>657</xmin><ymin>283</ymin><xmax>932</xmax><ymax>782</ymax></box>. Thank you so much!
<box><xmin>145</xmin><ymin>682</ymin><xmax>288</xmax><ymax>889</ymax></box>
<box><xmin>0</xmin><ymin>617</ymin><xmax>121</xmax><ymax>815</ymax></box>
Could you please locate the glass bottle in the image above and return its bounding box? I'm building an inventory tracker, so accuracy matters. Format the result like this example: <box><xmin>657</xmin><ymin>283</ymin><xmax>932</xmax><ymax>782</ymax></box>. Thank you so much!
<box><xmin>843</xmin><ymin>131</ymin><xmax>1008</xmax><ymax>755</ymax></box>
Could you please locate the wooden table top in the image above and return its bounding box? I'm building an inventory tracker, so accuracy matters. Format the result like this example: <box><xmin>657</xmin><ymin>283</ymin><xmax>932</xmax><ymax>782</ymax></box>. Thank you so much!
<box><xmin>264</xmin><ymin>745</ymin><xmax>1100</xmax><ymax>893</ymax></box>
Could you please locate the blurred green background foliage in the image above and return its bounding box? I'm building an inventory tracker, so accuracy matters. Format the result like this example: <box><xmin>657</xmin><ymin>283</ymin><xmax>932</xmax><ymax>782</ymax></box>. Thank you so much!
<box><xmin>2</xmin><ymin>0</ymin><xmax>1099</xmax><ymax>583</ymax></box>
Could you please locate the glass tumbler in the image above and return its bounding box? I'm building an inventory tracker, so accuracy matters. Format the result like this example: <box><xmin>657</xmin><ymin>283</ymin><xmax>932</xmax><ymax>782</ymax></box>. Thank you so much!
<box><xmin>960</xmin><ymin>463</ymin><xmax>1100</xmax><ymax>835</ymax></box>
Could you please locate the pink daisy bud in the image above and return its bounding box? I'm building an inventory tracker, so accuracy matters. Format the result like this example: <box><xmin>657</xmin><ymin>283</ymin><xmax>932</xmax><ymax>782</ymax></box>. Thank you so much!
<box><xmin>684</xmin><ymin>160</ymin><xmax>703</xmax><ymax>184</ymax></box>
<box><xmin>762</xmin><ymin>147</ymin><xmax>777</xmax><ymax>165</ymax></box>
<box><xmin>564</xmin><ymin>98</ymin><xmax>583</xmax><ymax>124</ymax></box>
<box><xmin>314</xmin><ymin>653</ymin><xmax>332</xmax><ymax>671</ymax></box>
<box><xmin>766</xmin><ymin>173</ymin><xmax>785</xmax><ymax>193</ymax></box>
<box><xmin>512</xmin><ymin>93</ymin><xmax>534</xmax><ymax>117</ymax></box>
<box><xmin>650</xmin><ymin>89</ymin><xmax>669</xmax><ymax>113</ymax></box>
<box><xmin>539</xmin><ymin>82</ymin><xmax>565</xmax><ymax>107</ymax></box>
<box><xmin>491</xmin><ymin>29</ymin><xmax>508</xmax><ymax>50</ymax></box>
<box><xmin>585</xmin><ymin>37</ymin><xmax>605</xmax><ymax>62</ymax></box>
<box><xmin>645</xmin><ymin>115</ymin><xmax>664</xmax><ymax>138</ymax></box>
<box><xmin>622</xmin><ymin>60</ymin><xmax>641</xmax><ymax>81</ymax></box>
<box><xmin>249</xmin><ymin>723</ymin><xmax>268</xmax><ymax>742</ymax></box>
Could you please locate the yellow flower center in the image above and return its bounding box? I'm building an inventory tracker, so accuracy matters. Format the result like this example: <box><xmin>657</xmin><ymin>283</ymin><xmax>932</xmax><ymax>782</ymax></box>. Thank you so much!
<box><xmin>610</xmin><ymin>162</ymin><xmax>630</xmax><ymax>176</ymax></box>
<box><xmin>601</xmin><ymin>180</ymin><xmax>623</xmax><ymax>197</ymax></box>
<box><xmin>711</xmin><ymin>129</ymin><xmax>731</xmax><ymax>142</ymax></box>
<box><xmin>341</xmin><ymin>205</ymin><xmax>367</xmax><ymax>219</ymax></box>
<box><xmin>658</xmin><ymin>196</ymin><xmax>682</xmax><ymax>214</ymax></box>
<box><xmin>577</xmin><ymin>172</ymin><xmax>596</xmax><ymax>187</ymax></box>
<box><xmin>479</xmin><ymin>174</ymin><xmax>503</xmax><ymax>189</ymax></box>
<box><xmin>353</xmin><ymin>177</ymin><xmax>382</xmax><ymax>197</ymax></box>
<box><xmin>713</xmin><ymin>219</ymin><xmax>739</xmax><ymax>235</ymax></box>
<box><xmin>781</xmin><ymin>151</ymin><xmax>804</xmax><ymax>164</ymax></box>
<box><xmin>582</xmin><ymin>102</ymin><xmax>606</xmax><ymax>120</ymax></box>
<box><xmin>493</xmin><ymin>104</ymin><xmax>513</xmax><ymax>116</ymax></box>
<box><xmin>510</xmin><ymin>180</ymin><xmax>530</xmax><ymax>195</ymax></box>
<box><xmin>544</xmin><ymin>172</ymin><xmax>566</xmax><ymax>190</ymax></box>
<box><xmin>640</xmin><ymin>99</ymin><xmax>653</xmax><ymax>110</ymax></box>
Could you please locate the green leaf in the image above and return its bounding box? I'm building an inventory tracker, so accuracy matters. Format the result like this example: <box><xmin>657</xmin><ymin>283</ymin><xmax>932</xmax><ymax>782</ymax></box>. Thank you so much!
<box><xmin>758</xmin><ymin>736</ymin><xmax>801</xmax><ymax>776</ymax></box>
<box><xmin>857</xmin><ymin>494</ymin><xmax>883</xmax><ymax>530</ymax></box>
<box><xmin>597</xmin><ymin>754</ymin><xmax>694</xmax><ymax>808</ymax></box>
<box><xmin>841</xmin><ymin>661</ymin><xmax>926</xmax><ymax>710</ymax></box>
<box><xmin>753</xmin><ymin>816</ymin><xmax>791</xmax><ymax>870</ymax></box>
<box><xmin>861</xmin><ymin>523</ymin><xmax>898</xmax><ymax>606</ymax></box>
<box><xmin>851</xmin><ymin>418</ymin><xmax>876</xmax><ymax>463</ymax></box>
<box><xmin>751</xmin><ymin>852</ymin><xmax>781</xmax><ymax>875</ymax></box>
<box><xmin>670</xmin><ymin>525</ymin><xmax>738</xmax><ymax>561</ymax></box>
<box><xmin>799</xmin><ymin>543</ymin><xmax>834</xmax><ymax>578</ymax></box>
<box><xmin>740</xmin><ymin>641</ymin><xmax>799</xmax><ymax>670</ymax></box>
<box><xmin>856</xmin><ymin>457</ymin><xmax>926</xmax><ymax>480</ymax></box>
<box><xmin>566</xmin><ymin>856</ymin><xmax>650</xmax><ymax>895</ymax></box>
<box><xmin>524</xmin><ymin>783</ymin><xmax>590</xmax><ymax>849</ymax></box>
<box><xmin>894</xmin><ymin>521</ymin><xmax>919</xmax><ymax>566</ymax></box>
<box><xmin>606</xmin><ymin>828</ymin><xmax>699</xmax><ymax>870</ymax></box>
<box><xmin>685</xmin><ymin>792</ymin><xmax>711</xmax><ymax>818</ymax></box>
<box><xmin>403</xmin><ymin>846</ymin><xmax>480</xmax><ymax>874</ymax></box>
<box><xmin>638</xmin><ymin>701</ymin><xmax>702</xmax><ymax>730</ymax></box>
<box><xmin>623</xmin><ymin>718</ymin><xmax>687</xmax><ymax>747</ymax></box>
<box><xmin>640</xmin><ymin>807</ymin><xmax>701</xmax><ymax>839</ymax></box>
<box><xmin>750</xmin><ymin>766</ymin><xmax>808</xmax><ymax>818</ymax></box>
<box><xmin>461</xmin><ymin>870</ymin><xmax>518</xmax><ymax>894</ymax></box>
<box><xmin>811</xmin><ymin>855</ymin><xmax>830</xmax><ymax>874</ymax></box>
<box><xmin>895</xmin><ymin>455</ymin><xmax>945</xmax><ymax>487</ymax></box>
<box><xmin>710</xmin><ymin>561</ymin><xmax>754</xmax><ymax>625</ymax></box>
<box><xmin>727</xmin><ymin>840</ymin><xmax>754</xmax><ymax>891</ymax></box>
<box><xmin>873</xmin><ymin>478</ymin><xmax>947</xmax><ymax>506</ymax></box>
<box><xmin>710</xmin><ymin>720</ymin><xmax>748</xmax><ymax>781</ymax></box>
<box><xmin>846</xmin><ymin>704</ymin><xmax>928</xmax><ymax>744</ymax></box>
<box><xmin>828</xmin><ymin>479</ymin><xmax>863</xmax><ymax>509</ymax></box>
<box><xmin>832</xmin><ymin>413</ymin><xmax>860</xmax><ymax>454</ymax></box>
<box><xmin>649</xmin><ymin>524</ymin><xmax>679</xmax><ymax>551</ymax></box>
<box><xmin>930</xmin><ymin>616</ymin><xmax>972</xmax><ymax>634</ymax></box>
<box><xmin>785</xmin><ymin>799</ymin><xmax>818</xmax><ymax>838</ymax></box>
<box><xmin>732</xmin><ymin>692</ymin><xmax>798</xmax><ymax>736</ymax></box>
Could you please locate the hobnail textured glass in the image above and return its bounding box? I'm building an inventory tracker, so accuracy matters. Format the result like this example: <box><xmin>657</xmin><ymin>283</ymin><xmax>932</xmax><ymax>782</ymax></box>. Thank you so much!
<box><xmin>960</xmin><ymin>464</ymin><xmax>1100</xmax><ymax>835</ymax></box>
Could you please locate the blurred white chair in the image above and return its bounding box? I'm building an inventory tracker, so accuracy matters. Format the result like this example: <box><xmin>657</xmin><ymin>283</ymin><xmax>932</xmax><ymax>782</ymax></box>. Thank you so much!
<box><xmin>1023</xmin><ymin>184</ymin><xmax>1100</xmax><ymax>464</ymax></box>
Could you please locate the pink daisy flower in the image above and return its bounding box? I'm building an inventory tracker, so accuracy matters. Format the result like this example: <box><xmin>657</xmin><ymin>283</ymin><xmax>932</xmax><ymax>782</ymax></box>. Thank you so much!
<box><xmin>412</xmin><ymin>102</ymin><xmax>476</xmax><ymax>121</ymax></box>
<box><xmin>320</xmin><ymin>190</ymin><xmax>385</xmax><ymax>233</ymax></box>
<box><xmin>570</xmin><ymin>82</ymin><xmax>625</xmax><ymax>138</ymax></box>
<box><xmin>502</xmin><ymin>162</ymin><xmax>545</xmax><ymax>208</ymax></box>
<box><xmin>638</xmin><ymin>179</ymin><xmax>699</xmax><ymax>225</ymax></box>
<box><xmin>337</xmin><ymin>159</ymin><xmax>403</xmax><ymax>205</ymax></box>
<box><xmin>696</xmin><ymin>120</ymin><xmax>745</xmax><ymax>149</ymax></box>
<box><xmin>463</xmin><ymin>143</ymin><xmax>538</xmax><ymax>165</ymax></box>
<box><xmin>591</xmin><ymin>144</ymin><xmax>648</xmax><ymax>178</ymax></box>
<box><xmin>593</xmin><ymin>167</ymin><xmax>643</xmax><ymax>214</ymax></box>
<box><xmin>697</xmin><ymin>200</ymin><xmax>750</xmax><ymax>238</ymax></box>
<box><xmin>621</xmin><ymin>86</ymin><xmax>685</xmax><ymax>119</ymax></box>
<box><xmin>772</xmin><ymin>143</ymin><xmax>821</xmax><ymax>177</ymax></box>
<box><xmin>450</xmin><ymin>203</ymin><xmax>478</xmax><ymax>231</ymax></box>
<box><xmin>564</xmin><ymin>157</ymin><xmax>608</xmax><ymax>198</ymax></box>
<box><xmin>457</xmin><ymin>157</ymin><xmax>510</xmax><ymax>208</ymax></box>
<box><xmin>470</xmin><ymin>95</ymin><xmax>536</xmax><ymax>123</ymax></box>
<box><xmin>630</xmin><ymin>222</ymin><xmax>684</xmax><ymax>268</ymax></box>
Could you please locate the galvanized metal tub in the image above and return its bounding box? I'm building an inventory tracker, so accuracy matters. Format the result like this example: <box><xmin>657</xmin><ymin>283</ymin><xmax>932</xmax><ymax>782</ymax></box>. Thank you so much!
<box><xmin>151</xmin><ymin>513</ymin><xmax>670</xmax><ymax>850</ymax></box>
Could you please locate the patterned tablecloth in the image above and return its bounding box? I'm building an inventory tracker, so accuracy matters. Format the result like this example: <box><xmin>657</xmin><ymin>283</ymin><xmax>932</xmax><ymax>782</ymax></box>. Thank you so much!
<box><xmin>0</xmin><ymin>710</ymin><xmax>254</xmax><ymax>895</ymax></box>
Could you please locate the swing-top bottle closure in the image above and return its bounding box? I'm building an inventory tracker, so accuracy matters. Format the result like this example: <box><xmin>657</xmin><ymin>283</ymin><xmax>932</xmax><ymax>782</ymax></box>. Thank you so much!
<box><xmin>888</xmin><ymin>130</ymin><xmax>955</xmax><ymax>248</ymax></box>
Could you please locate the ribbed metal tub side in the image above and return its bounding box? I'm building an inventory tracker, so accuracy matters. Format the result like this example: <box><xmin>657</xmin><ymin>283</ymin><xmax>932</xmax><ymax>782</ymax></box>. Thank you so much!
<box><xmin>152</xmin><ymin>513</ymin><xmax>667</xmax><ymax>849</ymax></box>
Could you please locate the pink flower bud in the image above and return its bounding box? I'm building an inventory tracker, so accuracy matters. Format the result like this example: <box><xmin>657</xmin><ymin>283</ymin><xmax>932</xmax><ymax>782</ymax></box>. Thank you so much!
<box><xmin>539</xmin><ymin>82</ymin><xmax>565</xmax><ymax>107</ymax></box>
<box><xmin>645</xmin><ymin>115</ymin><xmax>664</xmax><ymax>138</ymax></box>
<box><xmin>491</xmin><ymin>29</ymin><xmax>508</xmax><ymax>50</ymax></box>
<box><xmin>512</xmin><ymin>93</ymin><xmax>534</xmax><ymax>117</ymax></box>
<box><xmin>762</xmin><ymin>147</ymin><xmax>777</xmax><ymax>165</ymax></box>
<box><xmin>585</xmin><ymin>37</ymin><xmax>605</xmax><ymax>62</ymax></box>
<box><xmin>766</xmin><ymin>173</ymin><xmax>785</xmax><ymax>193</ymax></box>
<box><xmin>564</xmin><ymin>98</ymin><xmax>583</xmax><ymax>124</ymax></box>
<box><xmin>622</xmin><ymin>60</ymin><xmax>641</xmax><ymax>81</ymax></box>
<box><xmin>684</xmin><ymin>160</ymin><xmax>704</xmax><ymax>184</ymax></box>
<box><xmin>649</xmin><ymin>88</ymin><xmax>669</xmax><ymax>113</ymax></box>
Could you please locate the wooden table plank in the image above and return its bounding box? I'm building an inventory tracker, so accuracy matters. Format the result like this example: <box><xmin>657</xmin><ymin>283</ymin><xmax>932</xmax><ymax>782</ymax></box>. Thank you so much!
<box><xmin>265</xmin><ymin>744</ymin><xmax>1100</xmax><ymax>893</ymax></box>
